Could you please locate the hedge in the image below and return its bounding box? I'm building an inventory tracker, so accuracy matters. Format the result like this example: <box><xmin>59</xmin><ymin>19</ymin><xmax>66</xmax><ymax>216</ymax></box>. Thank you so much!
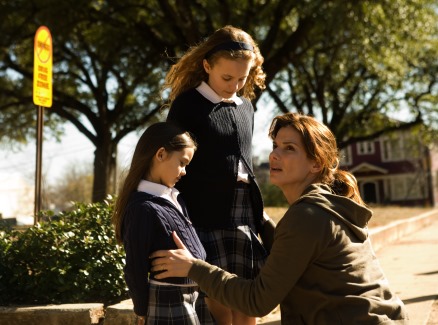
<box><xmin>0</xmin><ymin>197</ymin><xmax>128</xmax><ymax>306</ymax></box>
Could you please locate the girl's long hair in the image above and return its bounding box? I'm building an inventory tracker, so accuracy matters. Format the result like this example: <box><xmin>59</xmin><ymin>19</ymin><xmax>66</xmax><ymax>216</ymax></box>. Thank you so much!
<box><xmin>162</xmin><ymin>25</ymin><xmax>266</xmax><ymax>105</ymax></box>
<box><xmin>112</xmin><ymin>122</ymin><xmax>197</xmax><ymax>243</ymax></box>
<box><xmin>268</xmin><ymin>113</ymin><xmax>365</xmax><ymax>205</ymax></box>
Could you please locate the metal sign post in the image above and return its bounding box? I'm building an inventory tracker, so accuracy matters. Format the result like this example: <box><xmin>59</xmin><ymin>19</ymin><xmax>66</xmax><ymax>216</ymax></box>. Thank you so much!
<box><xmin>33</xmin><ymin>26</ymin><xmax>53</xmax><ymax>224</ymax></box>
<box><xmin>34</xmin><ymin>106</ymin><xmax>44</xmax><ymax>222</ymax></box>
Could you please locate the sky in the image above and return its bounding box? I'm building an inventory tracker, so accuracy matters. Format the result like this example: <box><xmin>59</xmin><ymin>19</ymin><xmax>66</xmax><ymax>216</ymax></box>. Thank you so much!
<box><xmin>0</xmin><ymin>106</ymin><xmax>275</xmax><ymax>222</ymax></box>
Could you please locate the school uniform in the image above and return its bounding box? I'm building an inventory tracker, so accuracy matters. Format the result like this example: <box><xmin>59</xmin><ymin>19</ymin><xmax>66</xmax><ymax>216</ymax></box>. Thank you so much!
<box><xmin>167</xmin><ymin>82</ymin><xmax>267</xmax><ymax>279</ymax></box>
<box><xmin>167</xmin><ymin>82</ymin><xmax>268</xmax><ymax>322</ymax></box>
<box><xmin>122</xmin><ymin>180</ymin><xmax>206</xmax><ymax>324</ymax></box>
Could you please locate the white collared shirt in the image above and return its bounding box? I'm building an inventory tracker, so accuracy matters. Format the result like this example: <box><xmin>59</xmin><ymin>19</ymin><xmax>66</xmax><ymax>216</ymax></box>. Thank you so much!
<box><xmin>196</xmin><ymin>81</ymin><xmax>243</xmax><ymax>105</ymax></box>
<box><xmin>137</xmin><ymin>180</ymin><xmax>183</xmax><ymax>213</ymax></box>
<box><xmin>196</xmin><ymin>82</ymin><xmax>250</xmax><ymax>184</ymax></box>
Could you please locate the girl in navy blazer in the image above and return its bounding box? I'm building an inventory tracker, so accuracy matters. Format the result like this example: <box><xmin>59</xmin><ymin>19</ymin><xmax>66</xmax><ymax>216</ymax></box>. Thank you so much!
<box><xmin>112</xmin><ymin>122</ymin><xmax>206</xmax><ymax>324</ymax></box>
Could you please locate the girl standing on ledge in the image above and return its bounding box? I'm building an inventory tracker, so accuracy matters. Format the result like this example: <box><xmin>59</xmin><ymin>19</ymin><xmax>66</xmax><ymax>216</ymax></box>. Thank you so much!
<box><xmin>162</xmin><ymin>25</ymin><xmax>270</xmax><ymax>325</ymax></box>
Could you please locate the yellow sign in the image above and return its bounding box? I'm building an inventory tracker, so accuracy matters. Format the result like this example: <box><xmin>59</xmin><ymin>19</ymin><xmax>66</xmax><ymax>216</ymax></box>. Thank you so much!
<box><xmin>33</xmin><ymin>26</ymin><xmax>53</xmax><ymax>107</ymax></box>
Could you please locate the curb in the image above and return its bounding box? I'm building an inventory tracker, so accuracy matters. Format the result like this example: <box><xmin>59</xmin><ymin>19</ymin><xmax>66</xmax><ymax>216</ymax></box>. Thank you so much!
<box><xmin>369</xmin><ymin>209</ymin><xmax>438</xmax><ymax>252</ymax></box>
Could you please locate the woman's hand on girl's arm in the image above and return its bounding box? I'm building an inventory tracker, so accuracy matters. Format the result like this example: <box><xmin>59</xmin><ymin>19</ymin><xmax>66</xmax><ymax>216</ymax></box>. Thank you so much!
<box><xmin>149</xmin><ymin>231</ymin><xmax>197</xmax><ymax>278</ymax></box>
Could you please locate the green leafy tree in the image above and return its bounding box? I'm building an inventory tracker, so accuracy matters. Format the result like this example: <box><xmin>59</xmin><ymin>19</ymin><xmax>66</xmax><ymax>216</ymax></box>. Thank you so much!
<box><xmin>265</xmin><ymin>1</ymin><xmax>438</xmax><ymax>147</ymax></box>
<box><xmin>0</xmin><ymin>0</ymin><xmax>165</xmax><ymax>201</ymax></box>
<box><xmin>1</xmin><ymin>0</ymin><xmax>437</xmax><ymax>202</ymax></box>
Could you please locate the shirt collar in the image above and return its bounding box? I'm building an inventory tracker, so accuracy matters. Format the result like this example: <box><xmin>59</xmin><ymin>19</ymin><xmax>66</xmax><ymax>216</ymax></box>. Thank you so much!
<box><xmin>196</xmin><ymin>81</ymin><xmax>243</xmax><ymax>105</ymax></box>
<box><xmin>137</xmin><ymin>179</ymin><xmax>180</xmax><ymax>198</ymax></box>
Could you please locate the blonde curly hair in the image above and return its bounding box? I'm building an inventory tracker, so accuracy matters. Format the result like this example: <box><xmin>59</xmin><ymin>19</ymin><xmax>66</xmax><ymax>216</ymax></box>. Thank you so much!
<box><xmin>162</xmin><ymin>25</ymin><xmax>266</xmax><ymax>105</ymax></box>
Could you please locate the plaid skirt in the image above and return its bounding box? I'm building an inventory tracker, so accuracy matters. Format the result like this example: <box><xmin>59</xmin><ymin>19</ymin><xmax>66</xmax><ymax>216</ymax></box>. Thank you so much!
<box><xmin>146</xmin><ymin>283</ymin><xmax>200</xmax><ymax>324</ymax></box>
<box><xmin>197</xmin><ymin>183</ymin><xmax>267</xmax><ymax>279</ymax></box>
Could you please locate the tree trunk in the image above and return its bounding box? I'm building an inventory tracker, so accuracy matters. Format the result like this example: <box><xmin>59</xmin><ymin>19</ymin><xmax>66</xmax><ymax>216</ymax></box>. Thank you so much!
<box><xmin>92</xmin><ymin>137</ymin><xmax>116</xmax><ymax>202</ymax></box>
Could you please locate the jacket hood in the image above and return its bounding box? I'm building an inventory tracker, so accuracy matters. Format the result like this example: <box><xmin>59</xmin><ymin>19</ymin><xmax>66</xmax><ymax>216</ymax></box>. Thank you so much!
<box><xmin>296</xmin><ymin>183</ymin><xmax>372</xmax><ymax>241</ymax></box>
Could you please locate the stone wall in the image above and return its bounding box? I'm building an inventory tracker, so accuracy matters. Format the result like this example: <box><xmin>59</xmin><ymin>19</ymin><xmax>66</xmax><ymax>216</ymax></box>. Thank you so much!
<box><xmin>0</xmin><ymin>303</ymin><xmax>105</xmax><ymax>325</ymax></box>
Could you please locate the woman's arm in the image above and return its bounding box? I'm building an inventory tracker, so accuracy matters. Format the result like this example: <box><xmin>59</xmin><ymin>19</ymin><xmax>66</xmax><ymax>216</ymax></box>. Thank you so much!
<box><xmin>150</xmin><ymin>231</ymin><xmax>278</xmax><ymax>317</ymax></box>
<box><xmin>151</xmin><ymin>207</ymin><xmax>330</xmax><ymax>317</ymax></box>
<box><xmin>150</xmin><ymin>231</ymin><xmax>197</xmax><ymax>277</ymax></box>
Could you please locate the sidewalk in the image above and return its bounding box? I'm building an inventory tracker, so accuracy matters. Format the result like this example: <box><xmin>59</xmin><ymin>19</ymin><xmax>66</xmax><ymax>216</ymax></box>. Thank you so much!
<box><xmin>376</xmin><ymin>211</ymin><xmax>438</xmax><ymax>324</ymax></box>
<box><xmin>258</xmin><ymin>209</ymin><xmax>438</xmax><ymax>324</ymax></box>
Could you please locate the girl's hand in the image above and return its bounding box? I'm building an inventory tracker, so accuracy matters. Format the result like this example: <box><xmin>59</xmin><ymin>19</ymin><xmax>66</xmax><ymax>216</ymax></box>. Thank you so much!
<box><xmin>150</xmin><ymin>231</ymin><xmax>197</xmax><ymax>278</ymax></box>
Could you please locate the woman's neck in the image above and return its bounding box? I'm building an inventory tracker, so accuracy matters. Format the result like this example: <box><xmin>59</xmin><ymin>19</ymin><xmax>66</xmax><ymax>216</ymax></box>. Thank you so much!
<box><xmin>282</xmin><ymin>180</ymin><xmax>317</xmax><ymax>205</ymax></box>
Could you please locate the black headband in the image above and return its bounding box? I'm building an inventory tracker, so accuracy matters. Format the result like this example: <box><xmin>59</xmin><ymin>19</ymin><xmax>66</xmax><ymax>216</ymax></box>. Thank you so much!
<box><xmin>205</xmin><ymin>41</ymin><xmax>254</xmax><ymax>59</ymax></box>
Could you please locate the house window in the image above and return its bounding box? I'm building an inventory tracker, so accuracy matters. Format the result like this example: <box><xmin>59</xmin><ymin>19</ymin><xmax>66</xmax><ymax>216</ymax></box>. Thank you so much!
<box><xmin>357</xmin><ymin>141</ymin><xmax>375</xmax><ymax>155</ymax></box>
<box><xmin>390</xmin><ymin>175</ymin><xmax>425</xmax><ymax>200</ymax></box>
<box><xmin>381</xmin><ymin>137</ymin><xmax>403</xmax><ymax>161</ymax></box>
<box><xmin>391</xmin><ymin>178</ymin><xmax>405</xmax><ymax>200</ymax></box>
<box><xmin>339</xmin><ymin>146</ymin><xmax>352</xmax><ymax>166</ymax></box>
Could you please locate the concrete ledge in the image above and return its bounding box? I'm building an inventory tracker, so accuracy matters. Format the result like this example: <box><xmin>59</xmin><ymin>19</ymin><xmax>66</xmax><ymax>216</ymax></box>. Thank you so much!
<box><xmin>0</xmin><ymin>303</ymin><xmax>104</xmax><ymax>325</ymax></box>
<box><xmin>104</xmin><ymin>299</ymin><xmax>136</xmax><ymax>325</ymax></box>
<box><xmin>105</xmin><ymin>298</ymin><xmax>279</xmax><ymax>325</ymax></box>
<box><xmin>370</xmin><ymin>209</ymin><xmax>438</xmax><ymax>252</ymax></box>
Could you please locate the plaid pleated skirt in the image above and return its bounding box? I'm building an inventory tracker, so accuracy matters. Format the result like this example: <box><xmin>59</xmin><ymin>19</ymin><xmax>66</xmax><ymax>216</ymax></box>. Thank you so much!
<box><xmin>146</xmin><ymin>283</ymin><xmax>200</xmax><ymax>324</ymax></box>
<box><xmin>197</xmin><ymin>183</ymin><xmax>267</xmax><ymax>279</ymax></box>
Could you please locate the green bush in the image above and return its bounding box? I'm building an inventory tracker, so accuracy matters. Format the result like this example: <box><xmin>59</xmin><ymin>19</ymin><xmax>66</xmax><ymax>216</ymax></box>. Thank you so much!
<box><xmin>0</xmin><ymin>197</ymin><xmax>128</xmax><ymax>306</ymax></box>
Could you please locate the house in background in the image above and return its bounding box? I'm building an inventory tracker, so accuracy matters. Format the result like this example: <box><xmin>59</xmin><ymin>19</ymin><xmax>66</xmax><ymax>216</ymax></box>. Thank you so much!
<box><xmin>340</xmin><ymin>129</ymin><xmax>437</xmax><ymax>207</ymax></box>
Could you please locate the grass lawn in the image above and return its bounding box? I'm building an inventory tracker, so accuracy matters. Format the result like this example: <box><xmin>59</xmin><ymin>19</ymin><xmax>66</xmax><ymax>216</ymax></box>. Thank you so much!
<box><xmin>264</xmin><ymin>205</ymin><xmax>434</xmax><ymax>228</ymax></box>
